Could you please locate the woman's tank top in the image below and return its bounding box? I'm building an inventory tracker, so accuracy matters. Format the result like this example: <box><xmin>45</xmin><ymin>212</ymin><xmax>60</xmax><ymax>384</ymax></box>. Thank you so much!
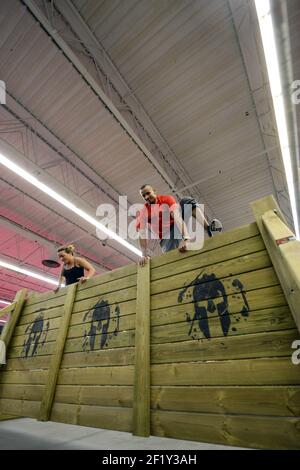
<box><xmin>63</xmin><ymin>264</ymin><xmax>84</xmax><ymax>285</ymax></box>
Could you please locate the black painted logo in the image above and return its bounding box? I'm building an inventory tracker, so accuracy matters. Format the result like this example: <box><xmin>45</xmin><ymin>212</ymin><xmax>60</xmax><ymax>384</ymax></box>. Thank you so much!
<box><xmin>178</xmin><ymin>272</ymin><xmax>249</xmax><ymax>339</ymax></box>
<box><xmin>82</xmin><ymin>299</ymin><xmax>120</xmax><ymax>351</ymax></box>
<box><xmin>22</xmin><ymin>312</ymin><xmax>49</xmax><ymax>357</ymax></box>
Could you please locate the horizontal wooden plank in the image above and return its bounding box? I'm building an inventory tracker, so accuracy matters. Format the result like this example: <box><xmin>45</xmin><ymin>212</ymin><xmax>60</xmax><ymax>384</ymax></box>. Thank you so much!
<box><xmin>15</xmin><ymin>314</ymin><xmax>61</xmax><ymax>337</ymax></box>
<box><xmin>151</xmin><ymin>410</ymin><xmax>300</xmax><ymax>449</ymax></box>
<box><xmin>151</xmin><ymin>250</ymin><xmax>271</xmax><ymax>295</ymax></box>
<box><xmin>151</xmin><ymin>306</ymin><xmax>295</xmax><ymax>343</ymax></box>
<box><xmin>4</xmin><ymin>357</ymin><xmax>294</xmax><ymax>388</ymax></box>
<box><xmin>151</xmin><ymin>267</ymin><xmax>279</xmax><ymax>311</ymax></box>
<box><xmin>0</xmin><ymin>414</ymin><xmax>19</xmax><ymax>421</ymax></box>
<box><xmin>0</xmin><ymin>384</ymin><xmax>44</xmax><ymax>401</ymax></box>
<box><xmin>10</xmin><ymin>329</ymin><xmax>136</xmax><ymax>356</ymax></box>
<box><xmin>22</xmin><ymin>285</ymin><xmax>137</xmax><ymax>318</ymax></box>
<box><xmin>151</xmin><ymin>385</ymin><xmax>300</xmax><ymax>417</ymax></box>
<box><xmin>151</xmin><ymin>329</ymin><xmax>298</xmax><ymax>363</ymax></box>
<box><xmin>67</xmin><ymin>313</ymin><xmax>135</xmax><ymax>339</ymax></box>
<box><xmin>64</xmin><ymin>329</ymin><xmax>135</xmax><ymax>353</ymax></box>
<box><xmin>0</xmin><ymin>398</ymin><xmax>40</xmax><ymax>419</ymax></box>
<box><xmin>71</xmin><ymin>311</ymin><xmax>135</xmax><ymax>330</ymax></box>
<box><xmin>7</xmin><ymin>341</ymin><xmax>55</xmax><ymax>359</ymax></box>
<box><xmin>11</xmin><ymin>329</ymin><xmax>59</xmax><ymax>348</ymax></box>
<box><xmin>12</xmin><ymin>312</ymin><xmax>136</xmax><ymax>347</ymax></box>
<box><xmin>151</xmin><ymin>285</ymin><xmax>287</xmax><ymax>326</ymax></box>
<box><xmin>0</xmin><ymin>370</ymin><xmax>47</xmax><ymax>385</ymax></box>
<box><xmin>24</xmin><ymin>288</ymin><xmax>66</xmax><ymax>309</ymax></box>
<box><xmin>72</xmin><ymin>297</ymin><xmax>136</xmax><ymax>316</ymax></box>
<box><xmin>151</xmin><ymin>357</ymin><xmax>300</xmax><ymax>386</ymax></box>
<box><xmin>7</xmin><ymin>341</ymin><xmax>136</xmax><ymax>365</ymax></box>
<box><xmin>151</xmin><ymin>251</ymin><xmax>279</xmax><ymax>295</ymax></box>
<box><xmin>61</xmin><ymin>347</ymin><xmax>135</xmax><ymax>368</ymax></box>
<box><xmin>21</xmin><ymin>297</ymin><xmax>65</xmax><ymax>317</ymax></box>
<box><xmin>54</xmin><ymin>385</ymin><xmax>133</xmax><ymax>407</ymax></box>
<box><xmin>57</xmin><ymin>365</ymin><xmax>134</xmax><ymax>386</ymax></box>
<box><xmin>152</xmin><ymin>236</ymin><xmax>264</xmax><ymax>282</ymax></box>
<box><xmin>51</xmin><ymin>402</ymin><xmax>132</xmax><ymax>432</ymax></box>
<box><xmin>151</xmin><ymin>222</ymin><xmax>259</xmax><ymax>269</ymax></box>
<box><xmin>76</xmin><ymin>286</ymin><xmax>137</xmax><ymax>309</ymax></box>
<box><xmin>17</xmin><ymin>299</ymin><xmax>136</xmax><ymax>331</ymax></box>
<box><xmin>75</xmin><ymin>274</ymin><xmax>137</xmax><ymax>302</ymax></box>
<box><xmin>17</xmin><ymin>306</ymin><xmax>63</xmax><ymax>328</ymax></box>
<box><xmin>76</xmin><ymin>263</ymin><xmax>136</xmax><ymax>290</ymax></box>
<box><xmin>5</xmin><ymin>347</ymin><xmax>135</xmax><ymax>370</ymax></box>
<box><xmin>3</xmin><ymin>356</ymin><xmax>52</xmax><ymax>370</ymax></box>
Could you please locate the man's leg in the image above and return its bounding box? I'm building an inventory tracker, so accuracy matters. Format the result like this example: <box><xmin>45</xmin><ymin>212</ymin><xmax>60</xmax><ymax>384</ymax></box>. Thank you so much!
<box><xmin>180</xmin><ymin>196</ymin><xmax>223</xmax><ymax>238</ymax></box>
<box><xmin>160</xmin><ymin>224</ymin><xmax>182</xmax><ymax>253</ymax></box>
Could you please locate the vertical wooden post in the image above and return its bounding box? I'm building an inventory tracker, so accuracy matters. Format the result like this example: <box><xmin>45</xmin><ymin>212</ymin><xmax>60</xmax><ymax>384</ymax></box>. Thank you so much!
<box><xmin>39</xmin><ymin>283</ymin><xmax>77</xmax><ymax>421</ymax></box>
<box><xmin>0</xmin><ymin>289</ymin><xmax>27</xmax><ymax>347</ymax></box>
<box><xmin>133</xmin><ymin>262</ymin><xmax>151</xmax><ymax>436</ymax></box>
<box><xmin>0</xmin><ymin>290</ymin><xmax>27</xmax><ymax>420</ymax></box>
<box><xmin>251</xmin><ymin>195</ymin><xmax>300</xmax><ymax>333</ymax></box>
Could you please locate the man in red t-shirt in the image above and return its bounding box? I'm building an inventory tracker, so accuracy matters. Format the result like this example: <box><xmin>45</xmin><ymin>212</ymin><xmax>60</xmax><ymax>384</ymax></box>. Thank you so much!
<box><xmin>136</xmin><ymin>184</ymin><xmax>223</xmax><ymax>266</ymax></box>
<box><xmin>136</xmin><ymin>184</ymin><xmax>191</xmax><ymax>266</ymax></box>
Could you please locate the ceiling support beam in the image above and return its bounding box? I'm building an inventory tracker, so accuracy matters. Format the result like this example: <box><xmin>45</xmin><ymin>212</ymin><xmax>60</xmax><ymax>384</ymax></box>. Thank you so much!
<box><xmin>270</xmin><ymin>0</ymin><xmax>300</xmax><ymax>237</ymax></box>
<box><xmin>228</xmin><ymin>0</ymin><xmax>294</xmax><ymax>228</ymax></box>
<box><xmin>0</xmin><ymin>138</ymin><xmax>137</xmax><ymax>263</ymax></box>
<box><xmin>0</xmin><ymin>214</ymin><xmax>107</xmax><ymax>272</ymax></box>
<box><xmin>22</xmin><ymin>0</ymin><xmax>210</xmax><ymax>212</ymax></box>
<box><xmin>4</xmin><ymin>90</ymin><xmax>125</xmax><ymax>207</ymax></box>
<box><xmin>22</xmin><ymin>0</ymin><xmax>176</xmax><ymax>191</ymax></box>
<box><xmin>0</xmin><ymin>174</ymin><xmax>134</xmax><ymax>266</ymax></box>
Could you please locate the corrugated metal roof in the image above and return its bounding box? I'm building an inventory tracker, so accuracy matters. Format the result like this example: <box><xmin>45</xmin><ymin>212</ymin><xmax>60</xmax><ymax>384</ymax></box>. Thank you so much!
<box><xmin>72</xmin><ymin>0</ymin><xmax>278</xmax><ymax>220</ymax></box>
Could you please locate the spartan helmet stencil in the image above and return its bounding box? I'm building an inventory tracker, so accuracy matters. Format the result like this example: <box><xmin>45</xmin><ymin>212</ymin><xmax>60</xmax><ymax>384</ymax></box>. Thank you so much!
<box><xmin>178</xmin><ymin>272</ymin><xmax>250</xmax><ymax>340</ymax></box>
<box><xmin>22</xmin><ymin>312</ymin><xmax>49</xmax><ymax>358</ymax></box>
<box><xmin>82</xmin><ymin>299</ymin><xmax>120</xmax><ymax>351</ymax></box>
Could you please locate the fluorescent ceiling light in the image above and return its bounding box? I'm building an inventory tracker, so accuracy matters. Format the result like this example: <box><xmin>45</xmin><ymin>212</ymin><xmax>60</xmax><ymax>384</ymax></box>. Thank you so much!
<box><xmin>0</xmin><ymin>259</ymin><xmax>58</xmax><ymax>286</ymax></box>
<box><xmin>0</xmin><ymin>152</ymin><xmax>142</xmax><ymax>257</ymax></box>
<box><xmin>0</xmin><ymin>300</ymin><xmax>11</xmax><ymax>306</ymax></box>
<box><xmin>255</xmin><ymin>0</ymin><xmax>300</xmax><ymax>239</ymax></box>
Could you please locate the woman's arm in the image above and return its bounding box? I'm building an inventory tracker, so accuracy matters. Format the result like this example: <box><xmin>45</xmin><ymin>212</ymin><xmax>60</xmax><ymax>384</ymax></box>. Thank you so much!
<box><xmin>76</xmin><ymin>257</ymin><xmax>96</xmax><ymax>283</ymax></box>
<box><xmin>54</xmin><ymin>266</ymin><xmax>65</xmax><ymax>293</ymax></box>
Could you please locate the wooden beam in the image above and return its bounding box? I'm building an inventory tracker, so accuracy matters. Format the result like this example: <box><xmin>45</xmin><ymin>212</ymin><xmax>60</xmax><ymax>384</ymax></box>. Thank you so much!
<box><xmin>0</xmin><ymin>289</ymin><xmax>27</xmax><ymax>347</ymax></box>
<box><xmin>152</xmin><ymin>357</ymin><xmax>300</xmax><ymax>386</ymax></box>
<box><xmin>39</xmin><ymin>283</ymin><xmax>77</xmax><ymax>421</ymax></box>
<box><xmin>133</xmin><ymin>262</ymin><xmax>150</xmax><ymax>436</ymax></box>
<box><xmin>0</xmin><ymin>414</ymin><xmax>19</xmax><ymax>421</ymax></box>
<box><xmin>251</xmin><ymin>195</ymin><xmax>300</xmax><ymax>332</ymax></box>
<box><xmin>151</xmin><ymin>410</ymin><xmax>300</xmax><ymax>450</ymax></box>
<box><xmin>0</xmin><ymin>303</ymin><xmax>15</xmax><ymax>318</ymax></box>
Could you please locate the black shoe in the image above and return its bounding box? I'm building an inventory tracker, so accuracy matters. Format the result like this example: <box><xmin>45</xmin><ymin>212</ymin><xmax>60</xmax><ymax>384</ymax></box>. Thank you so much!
<box><xmin>207</xmin><ymin>219</ymin><xmax>223</xmax><ymax>237</ymax></box>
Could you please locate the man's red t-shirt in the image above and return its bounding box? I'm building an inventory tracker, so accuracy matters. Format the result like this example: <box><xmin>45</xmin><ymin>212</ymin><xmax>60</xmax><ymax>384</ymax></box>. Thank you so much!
<box><xmin>136</xmin><ymin>195</ymin><xmax>178</xmax><ymax>239</ymax></box>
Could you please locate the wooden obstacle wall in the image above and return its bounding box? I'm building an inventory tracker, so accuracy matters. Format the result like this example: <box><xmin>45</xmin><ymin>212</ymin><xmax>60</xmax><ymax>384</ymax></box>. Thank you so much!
<box><xmin>148</xmin><ymin>222</ymin><xmax>300</xmax><ymax>449</ymax></box>
<box><xmin>0</xmin><ymin>263</ymin><xmax>137</xmax><ymax>431</ymax></box>
<box><xmin>0</xmin><ymin>197</ymin><xmax>300</xmax><ymax>449</ymax></box>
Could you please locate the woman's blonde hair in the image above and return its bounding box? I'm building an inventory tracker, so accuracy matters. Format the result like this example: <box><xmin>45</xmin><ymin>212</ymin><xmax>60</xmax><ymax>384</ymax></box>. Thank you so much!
<box><xmin>57</xmin><ymin>244</ymin><xmax>75</xmax><ymax>255</ymax></box>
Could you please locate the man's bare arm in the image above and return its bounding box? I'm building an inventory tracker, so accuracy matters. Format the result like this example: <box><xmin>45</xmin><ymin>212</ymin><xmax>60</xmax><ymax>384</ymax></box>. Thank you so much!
<box><xmin>139</xmin><ymin>232</ymin><xmax>150</xmax><ymax>266</ymax></box>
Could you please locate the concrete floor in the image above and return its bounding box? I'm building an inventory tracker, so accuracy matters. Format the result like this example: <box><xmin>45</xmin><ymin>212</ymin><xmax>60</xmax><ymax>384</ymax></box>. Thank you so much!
<box><xmin>0</xmin><ymin>418</ymin><xmax>248</xmax><ymax>450</ymax></box>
